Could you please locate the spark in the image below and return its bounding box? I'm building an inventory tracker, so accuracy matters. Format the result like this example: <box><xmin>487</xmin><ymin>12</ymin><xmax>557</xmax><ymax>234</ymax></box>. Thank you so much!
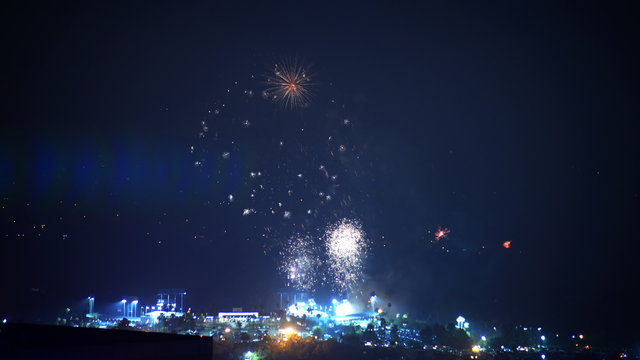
<box><xmin>502</xmin><ymin>241</ymin><xmax>511</xmax><ymax>249</ymax></box>
<box><xmin>265</xmin><ymin>59</ymin><xmax>313</xmax><ymax>109</ymax></box>
<box><xmin>242</xmin><ymin>209</ymin><xmax>254</xmax><ymax>216</ymax></box>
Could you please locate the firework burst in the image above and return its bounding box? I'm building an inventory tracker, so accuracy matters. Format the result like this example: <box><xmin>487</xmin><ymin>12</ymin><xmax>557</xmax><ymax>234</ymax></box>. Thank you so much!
<box><xmin>265</xmin><ymin>59</ymin><xmax>313</xmax><ymax>109</ymax></box>
<box><xmin>433</xmin><ymin>226</ymin><xmax>450</xmax><ymax>241</ymax></box>
<box><xmin>324</xmin><ymin>219</ymin><xmax>368</xmax><ymax>295</ymax></box>
<box><xmin>279</xmin><ymin>234</ymin><xmax>321</xmax><ymax>291</ymax></box>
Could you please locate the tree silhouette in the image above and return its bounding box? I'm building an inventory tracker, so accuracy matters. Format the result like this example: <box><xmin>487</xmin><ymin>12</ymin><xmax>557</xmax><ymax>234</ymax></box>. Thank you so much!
<box><xmin>363</xmin><ymin>323</ymin><xmax>379</xmax><ymax>344</ymax></box>
<box><xmin>390</xmin><ymin>324</ymin><xmax>399</xmax><ymax>346</ymax></box>
<box><xmin>312</xmin><ymin>326</ymin><xmax>324</xmax><ymax>339</ymax></box>
<box><xmin>240</xmin><ymin>332</ymin><xmax>250</xmax><ymax>343</ymax></box>
<box><xmin>116</xmin><ymin>318</ymin><xmax>131</xmax><ymax>330</ymax></box>
<box><xmin>420</xmin><ymin>325</ymin><xmax>434</xmax><ymax>345</ymax></box>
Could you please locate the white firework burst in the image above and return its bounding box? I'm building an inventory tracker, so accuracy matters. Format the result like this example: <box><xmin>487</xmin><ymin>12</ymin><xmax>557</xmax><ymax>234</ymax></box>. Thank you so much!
<box><xmin>324</xmin><ymin>219</ymin><xmax>368</xmax><ymax>295</ymax></box>
<box><xmin>279</xmin><ymin>234</ymin><xmax>321</xmax><ymax>291</ymax></box>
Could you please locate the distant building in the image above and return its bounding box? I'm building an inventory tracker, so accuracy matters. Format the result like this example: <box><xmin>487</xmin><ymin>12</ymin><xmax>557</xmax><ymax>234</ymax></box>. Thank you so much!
<box><xmin>141</xmin><ymin>310</ymin><xmax>184</xmax><ymax>325</ymax></box>
<box><xmin>218</xmin><ymin>312</ymin><xmax>259</xmax><ymax>323</ymax></box>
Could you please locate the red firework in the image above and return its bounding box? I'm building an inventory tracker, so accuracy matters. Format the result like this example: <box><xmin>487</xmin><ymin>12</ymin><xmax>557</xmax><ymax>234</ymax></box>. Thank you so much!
<box><xmin>434</xmin><ymin>226</ymin><xmax>451</xmax><ymax>241</ymax></box>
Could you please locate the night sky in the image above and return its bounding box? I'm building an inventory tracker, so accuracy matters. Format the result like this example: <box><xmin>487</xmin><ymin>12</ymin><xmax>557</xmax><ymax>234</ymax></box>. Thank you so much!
<box><xmin>3</xmin><ymin>1</ymin><xmax>639</xmax><ymax>343</ymax></box>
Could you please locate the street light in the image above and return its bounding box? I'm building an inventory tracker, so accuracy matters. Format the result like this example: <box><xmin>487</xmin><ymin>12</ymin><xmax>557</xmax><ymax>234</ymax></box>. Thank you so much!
<box><xmin>180</xmin><ymin>292</ymin><xmax>187</xmax><ymax>312</ymax></box>
<box><xmin>87</xmin><ymin>297</ymin><xmax>94</xmax><ymax>314</ymax></box>
<box><xmin>132</xmin><ymin>300</ymin><xmax>139</xmax><ymax>317</ymax></box>
<box><xmin>370</xmin><ymin>292</ymin><xmax>377</xmax><ymax>313</ymax></box>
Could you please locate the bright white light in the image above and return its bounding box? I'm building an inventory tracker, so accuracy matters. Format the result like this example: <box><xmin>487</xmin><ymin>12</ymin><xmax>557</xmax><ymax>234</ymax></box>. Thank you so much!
<box><xmin>132</xmin><ymin>300</ymin><xmax>139</xmax><ymax>304</ymax></box>
<box><xmin>121</xmin><ymin>299</ymin><xmax>127</xmax><ymax>303</ymax></box>
<box><xmin>541</xmin><ymin>335</ymin><xmax>546</xmax><ymax>341</ymax></box>
<box><xmin>481</xmin><ymin>336</ymin><xmax>487</xmax><ymax>341</ymax></box>
<box><xmin>2</xmin><ymin>318</ymin><xmax>7</xmax><ymax>324</ymax></box>
<box><xmin>335</xmin><ymin>300</ymin><xmax>355</xmax><ymax>316</ymax></box>
<box><xmin>541</xmin><ymin>354</ymin><xmax>546</xmax><ymax>360</ymax></box>
<box><xmin>325</xmin><ymin>219</ymin><xmax>368</xmax><ymax>293</ymax></box>
<box><xmin>456</xmin><ymin>315</ymin><xmax>466</xmax><ymax>323</ymax></box>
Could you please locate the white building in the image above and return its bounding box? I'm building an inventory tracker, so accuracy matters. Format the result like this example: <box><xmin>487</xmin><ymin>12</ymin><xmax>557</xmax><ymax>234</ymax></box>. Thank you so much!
<box><xmin>217</xmin><ymin>312</ymin><xmax>259</xmax><ymax>323</ymax></box>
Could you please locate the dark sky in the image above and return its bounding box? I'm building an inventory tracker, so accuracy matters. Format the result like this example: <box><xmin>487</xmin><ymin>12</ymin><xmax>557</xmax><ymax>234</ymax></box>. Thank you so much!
<box><xmin>3</xmin><ymin>1</ymin><xmax>639</xmax><ymax>344</ymax></box>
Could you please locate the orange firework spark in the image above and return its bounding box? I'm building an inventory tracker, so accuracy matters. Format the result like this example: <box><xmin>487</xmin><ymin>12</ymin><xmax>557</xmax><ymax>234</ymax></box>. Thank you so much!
<box><xmin>265</xmin><ymin>59</ymin><xmax>313</xmax><ymax>109</ymax></box>
<box><xmin>502</xmin><ymin>241</ymin><xmax>511</xmax><ymax>249</ymax></box>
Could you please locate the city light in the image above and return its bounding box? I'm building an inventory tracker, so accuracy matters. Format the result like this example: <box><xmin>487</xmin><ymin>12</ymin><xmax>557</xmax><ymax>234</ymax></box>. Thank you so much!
<box><xmin>541</xmin><ymin>335</ymin><xmax>546</xmax><ymax>341</ymax></box>
<box><xmin>131</xmin><ymin>300</ymin><xmax>139</xmax><ymax>317</ymax></box>
<box><xmin>481</xmin><ymin>336</ymin><xmax>487</xmax><ymax>342</ymax></box>
<box><xmin>87</xmin><ymin>297</ymin><xmax>95</xmax><ymax>314</ymax></box>
<box><xmin>335</xmin><ymin>300</ymin><xmax>355</xmax><ymax>317</ymax></box>
<box><xmin>472</xmin><ymin>345</ymin><xmax>482</xmax><ymax>353</ymax></box>
<box><xmin>281</xmin><ymin>327</ymin><xmax>297</xmax><ymax>341</ymax></box>
<box><xmin>456</xmin><ymin>315</ymin><xmax>466</xmax><ymax>329</ymax></box>
<box><xmin>370</xmin><ymin>293</ymin><xmax>377</xmax><ymax>312</ymax></box>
